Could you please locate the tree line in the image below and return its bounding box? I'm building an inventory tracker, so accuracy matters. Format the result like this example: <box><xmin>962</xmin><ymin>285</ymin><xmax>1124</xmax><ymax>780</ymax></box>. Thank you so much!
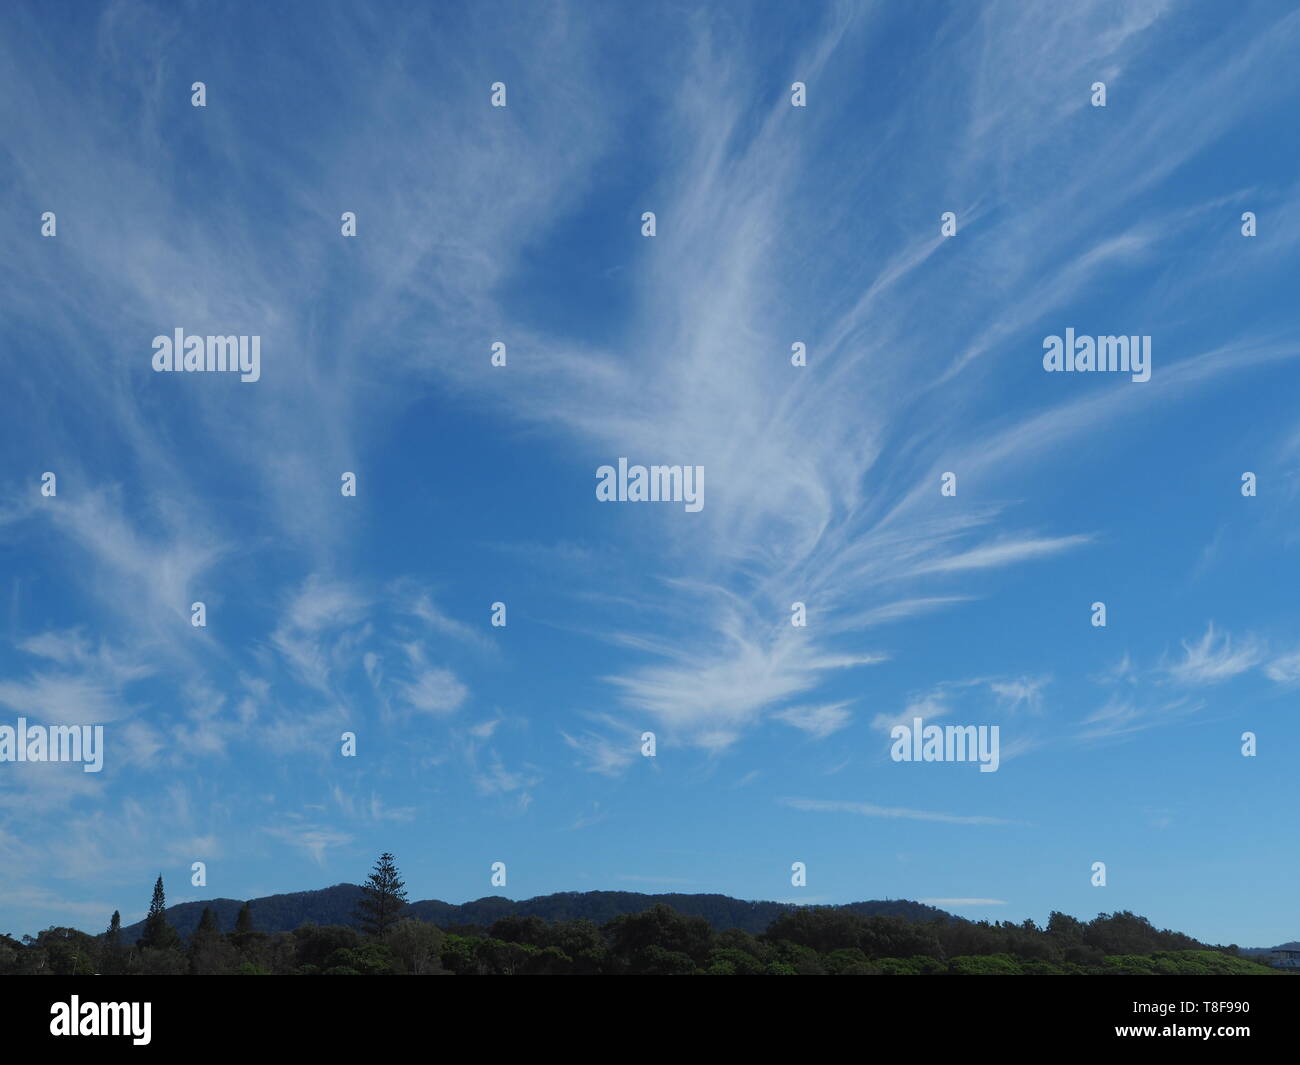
<box><xmin>1</xmin><ymin>853</ymin><xmax>1279</xmax><ymax>976</ymax></box>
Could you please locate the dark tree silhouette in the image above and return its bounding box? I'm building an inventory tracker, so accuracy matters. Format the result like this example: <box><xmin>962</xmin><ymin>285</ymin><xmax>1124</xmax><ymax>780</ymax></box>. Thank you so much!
<box><xmin>137</xmin><ymin>876</ymin><xmax>181</xmax><ymax>950</ymax></box>
<box><xmin>101</xmin><ymin>910</ymin><xmax>127</xmax><ymax>975</ymax></box>
<box><xmin>354</xmin><ymin>852</ymin><xmax>409</xmax><ymax>937</ymax></box>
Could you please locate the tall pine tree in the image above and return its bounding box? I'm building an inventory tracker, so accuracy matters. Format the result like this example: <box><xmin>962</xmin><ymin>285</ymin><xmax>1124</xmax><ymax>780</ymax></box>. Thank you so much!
<box><xmin>188</xmin><ymin>906</ymin><xmax>223</xmax><ymax>974</ymax></box>
<box><xmin>353</xmin><ymin>852</ymin><xmax>408</xmax><ymax>937</ymax></box>
<box><xmin>137</xmin><ymin>875</ymin><xmax>181</xmax><ymax>950</ymax></box>
<box><xmin>101</xmin><ymin>910</ymin><xmax>126</xmax><ymax>975</ymax></box>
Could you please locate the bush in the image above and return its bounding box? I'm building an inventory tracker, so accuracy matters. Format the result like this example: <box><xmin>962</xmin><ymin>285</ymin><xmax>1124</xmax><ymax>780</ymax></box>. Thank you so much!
<box><xmin>707</xmin><ymin>947</ymin><xmax>767</xmax><ymax>975</ymax></box>
<box><xmin>878</xmin><ymin>955</ymin><xmax>946</xmax><ymax>975</ymax></box>
<box><xmin>825</xmin><ymin>948</ymin><xmax>879</xmax><ymax>975</ymax></box>
<box><xmin>948</xmin><ymin>954</ymin><xmax>1024</xmax><ymax>975</ymax></box>
<box><xmin>385</xmin><ymin>919</ymin><xmax>446</xmax><ymax>975</ymax></box>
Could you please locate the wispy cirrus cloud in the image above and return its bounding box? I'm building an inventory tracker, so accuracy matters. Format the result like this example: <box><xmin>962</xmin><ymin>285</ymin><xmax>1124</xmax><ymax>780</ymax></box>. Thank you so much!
<box><xmin>780</xmin><ymin>797</ymin><xmax>1019</xmax><ymax>826</ymax></box>
<box><xmin>1165</xmin><ymin>623</ymin><xmax>1264</xmax><ymax>685</ymax></box>
<box><xmin>562</xmin><ymin>715</ymin><xmax>642</xmax><ymax>777</ymax></box>
<box><xmin>263</xmin><ymin>823</ymin><xmax>354</xmax><ymax>866</ymax></box>
<box><xmin>772</xmin><ymin>701</ymin><xmax>854</xmax><ymax>739</ymax></box>
<box><xmin>502</xmin><ymin>4</ymin><xmax>1300</xmax><ymax>764</ymax></box>
<box><xmin>1076</xmin><ymin>695</ymin><xmax>1203</xmax><ymax>741</ymax></box>
<box><xmin>1264</xmin><ymin>648</ymin><xmax>1300</xmax><ymax>685</ymax></box>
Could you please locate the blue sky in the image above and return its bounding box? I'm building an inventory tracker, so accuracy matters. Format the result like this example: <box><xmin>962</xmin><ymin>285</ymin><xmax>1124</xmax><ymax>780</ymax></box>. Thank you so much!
<box><xmin>2</xmin><ymin>0</ymin><xmax>1299</xmax><ymax>948</ymax></box>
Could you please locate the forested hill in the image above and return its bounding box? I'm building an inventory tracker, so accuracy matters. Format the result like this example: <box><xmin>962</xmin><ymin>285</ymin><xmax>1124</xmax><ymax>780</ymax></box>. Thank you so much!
<box><xmin>120</xmin><ymin>884</ymin><xmax>363</xmax><ymax>943</ymax></box>
<box><xmin>118</xmin><ymin>886</ymin><xmax>953</xmax><ymax>941</ymax></box>
<box><xmin>406</xmin><ymin>892</ymin><xmax>952</xmax><ymax>933</ymax></box>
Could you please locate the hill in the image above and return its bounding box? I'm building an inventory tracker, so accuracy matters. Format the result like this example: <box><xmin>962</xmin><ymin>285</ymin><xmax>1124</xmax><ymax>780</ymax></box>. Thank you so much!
<box><xmin>119</xmin><ymin>885</ymin><xmax>953</xmax><ymax>941</ymax></box>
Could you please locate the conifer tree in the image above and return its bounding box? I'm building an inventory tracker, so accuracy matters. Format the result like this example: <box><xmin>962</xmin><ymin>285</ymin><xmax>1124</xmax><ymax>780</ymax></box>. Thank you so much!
<box><xmin>101</xmin><ymin>910</ymin><xmax>125</xmax><ymax>975</ymax></box>
<box><xmin>354</xmin><ymin>852</ymin><xmax>409</xmax><ymax>937</ymax></box>
<box><xmin>226</xmin><ymin>902</ymin><xmax>260</xmax><ymax>972</ymax></box>
<box><xmin>195</xmin><ymin>906</ymin><xmax>219</xmax><ymax>937</ymax></box>
<box><xmin>188</xmin><ymin>905</ymin><xmax>224</xmax><ymax>974</ymax></box>
<box><xmin>137</xmin><ymin>875</ymin><xmax>181</xmax><ymax>950</ymax></box>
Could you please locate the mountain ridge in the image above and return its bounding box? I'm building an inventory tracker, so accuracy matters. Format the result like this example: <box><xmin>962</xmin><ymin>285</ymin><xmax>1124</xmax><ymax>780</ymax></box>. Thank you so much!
<box><xmin>115</xmin><ymin>884</ymin><xmax>956</xmax><ymax>942</ymax></box>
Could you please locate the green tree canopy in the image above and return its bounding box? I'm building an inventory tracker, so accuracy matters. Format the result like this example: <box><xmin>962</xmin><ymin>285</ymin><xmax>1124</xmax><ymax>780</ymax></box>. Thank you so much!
<box><xmin>137</xmin><ymin>876</ymin><xmax>181</xmax><ymax>951</ymax></box>
<box><xmin>354</xmin><ymin>852</ymin><xmax>409</xmax><ymax>937</ymax></box>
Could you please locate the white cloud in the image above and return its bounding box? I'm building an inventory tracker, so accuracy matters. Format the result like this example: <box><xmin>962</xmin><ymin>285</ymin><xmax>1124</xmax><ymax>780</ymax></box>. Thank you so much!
<box><xmin>906</xmin><ymin>536</ymin><xmax>1093</xmax><ymax>578</ymax></box>
<box><xmin>772</xmin><ymin>701</ymin><xmax>853</xmax><ymax>739</ymax></box>
<box><xmin>0</xmin><ymin>672</ymin><xmax>137</xmax><ymax>726</ymax></box>
<box><xmin>398</xmin><ymin>668</ymin><xmax>468</xmax><ymax>716</ymax></box>
<box><xmin>263</xmin><ymin>823</ymin><xmax>353</xmax><ymax>865</ymax></box>
<box><xmin>1265</xmin><ymin>648</ymin><xmax>1300</xmax><ymax>684</ymax></box>
<box><xmin>871</xmin><ymin>692</ymin><xmax>950</xmax><ymax>734</ymax></box>
<box><xmin>474</xmin><ymin>754</ymin><xmax>539</xmax><ymax>799</ymax></box>
<box><xmin>1166</xmin><ymin>623</ymin><xmax>1263</xmax><ymax>685</ymax></box>
<box><xmin>1077</xmin><ymin>695</ymin><xmax>1202</xmax><ymax>740</ymax></box>
<box><xmin>781</xmin><ymin>797</ymin><xmax>1018</xmax><ymax>826</ymax></box>
<box><xmin>990</xmin><ymin>675</ymin><xmax>1049</xmax><ymax>713</ymax></box>
<box><xmin>562</xmin><ymin>718</ymin><xmax>641</xmax><ymax>777</ymax></box>
<box><xmin>270</xmin><ymin>578</ymin><xmax>370</xmax><ymax>694</ymax></box>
